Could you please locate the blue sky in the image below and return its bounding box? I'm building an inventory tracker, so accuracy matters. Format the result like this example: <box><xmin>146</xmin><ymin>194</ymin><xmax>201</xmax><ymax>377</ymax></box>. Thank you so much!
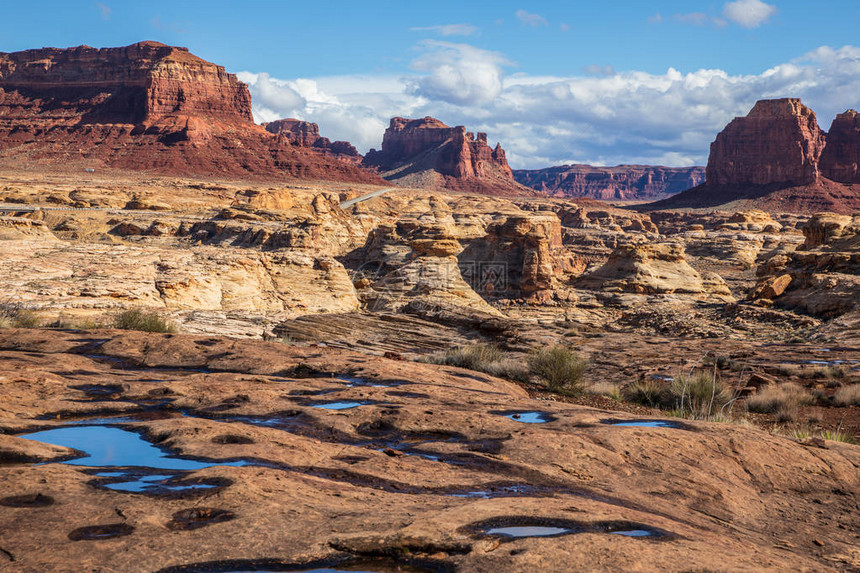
<box><xmin>3</xmin><ymin>1</ymin><xmax>860</xmax><ymax>168</ymax></box>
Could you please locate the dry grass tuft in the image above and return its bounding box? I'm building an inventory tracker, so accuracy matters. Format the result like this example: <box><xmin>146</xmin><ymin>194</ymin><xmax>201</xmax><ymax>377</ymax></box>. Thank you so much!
<box><xmin>833</xmin><ymin>384</ymin><xmax>860</xmax><ymax>407</ymax></box>
<box><xmin>746</xmin><ymin>382</ymin><xmax>812</xmax><ymax>414</ymax></box>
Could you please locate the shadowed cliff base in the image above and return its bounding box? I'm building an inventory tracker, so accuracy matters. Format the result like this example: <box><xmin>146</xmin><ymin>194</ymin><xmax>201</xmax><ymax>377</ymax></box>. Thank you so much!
<box><xmin>638</xmin><ymin>178</ymin><xmax>860</xmax><ymax>214</ymax></box>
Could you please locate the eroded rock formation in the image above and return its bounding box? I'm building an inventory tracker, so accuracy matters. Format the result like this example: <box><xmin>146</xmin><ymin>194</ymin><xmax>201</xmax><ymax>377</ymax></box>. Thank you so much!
<box><xmin>364</xmin><ymin>116</ymin><xmax>532</xmax><ymax>196</ymax></box>
<box><xmin>647</xmin><ymin>99</ymin><xmax>860</xmax><ymax>214</ymax></box>
<box><xmin>752</xmin><ymin>212</ymin><xmax>860</xmax><ymax>316</ymax></box>
<box><xmin>264</xmin><ymin>118</ymin><xmax>360</xmax><ymax>160</ymax></box>
<box><xmin>579</xmin><ymin>242</ymin><xmax>733</xmax><ymax>300</ymax></box>
<box><xmin>514</xmin><ymin>165</ymin><xmax>705</xmax><ymax>201</ymax></box>
<box><xmin>820</xmin><ymin>109</ymin><xmax>860</xmax><ymax>184</ymax></box>
<box><xmin>0</xmin><ymin>42</ymin><xmax>383</xmax><ymax>183</ymax></box>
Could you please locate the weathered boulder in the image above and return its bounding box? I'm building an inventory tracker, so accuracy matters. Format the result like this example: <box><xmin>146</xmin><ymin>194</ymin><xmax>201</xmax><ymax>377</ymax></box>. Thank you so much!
<box><xmin>753</xmin><ymin>212</ymin><xmax>860</xmax><ymax>316</ymax></box>
<box><xmin>459</xmin><ymin>213</ymin><xmax>567</xmax><ymax>302</ymax></box>
<box><xmin>800</xmin><ymin>212</ymin><xmax>857</xmax><ymax>249</ymax></box>
<box><xmin>579</xmin><ymin>242</ymin><xmax>733</xmax><ymax>299</ymax></box>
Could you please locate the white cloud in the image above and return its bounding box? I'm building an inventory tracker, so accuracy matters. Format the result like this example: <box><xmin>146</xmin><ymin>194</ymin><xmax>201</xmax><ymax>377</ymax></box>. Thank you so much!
<box><xmin>406</xmin><ymin>41</ymin><xmax>511</xmax><ymax>106</ymax></box>
<box><xmin>237</xmin><ymin>44</ymin><xmax>860</xmax><ymax>169</ymax></box>
<box><xmin>515</xmin><ymin>9</ymin><xmax>548</xmax><ymax>27</ymax></box>
<box><xmin>410</xmin><ymin>24</ymin><xmax>477</xmax><ymax>37</ymax></box>
<box><xmin>723</xmin><ymin>0</ymin><xmax>777</xmax><ymax>28</ymax></box>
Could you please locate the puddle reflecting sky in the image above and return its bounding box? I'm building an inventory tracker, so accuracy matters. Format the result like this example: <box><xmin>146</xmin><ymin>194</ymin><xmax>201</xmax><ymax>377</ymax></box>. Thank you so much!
<box><xmin>486</xmin><ymin>526</ymin><xmax>572</xmax><ymax>537</ymax></box>
<box><xmin>20</xmin><ymin>425</ymin><xmax>251</xmax><ymax>493</ymax></box>
<box><xmin>504</xmin><ymin>412</ymin><xmax>552</xmax><ymax>424</ymax></box>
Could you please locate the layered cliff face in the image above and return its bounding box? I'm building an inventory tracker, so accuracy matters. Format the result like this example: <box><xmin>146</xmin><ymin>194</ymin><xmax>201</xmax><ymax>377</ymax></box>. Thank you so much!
<box><xmin>363</xmin><ymin>116</ymin><xmax>532</xmax><ymax>196</ymax></box>
<box><xmin>646</xmin><ymin>99</ymin><xmax>860</xmax><ymax>214</ymax></box>
<box><xmin>513</xmin><ymin>164</ymin><xmax>705</xmax><ymax>201</ymax></box>
<box><xmin>264</xmin><ymin>118</ymin><xmax>360</xmax><ymax>160</ymax></box>
<box><xmin>820</xmin><ymin>110</ymin><xmax>860</xmax><ymax>184</ymax></box>
<box><xmin>706</xmin><ymin>99</ymin><xmax>826</xmax><ymax>187</ymax></box>
<box><xmin>0</xmin><ymin>41</ymin><xmax>252</xmax><ymax>126</ymax></box>
<box><xmin>0</xmin><ymin>42</ymin><xmax>383</xmax><ymax>183</ymax></box>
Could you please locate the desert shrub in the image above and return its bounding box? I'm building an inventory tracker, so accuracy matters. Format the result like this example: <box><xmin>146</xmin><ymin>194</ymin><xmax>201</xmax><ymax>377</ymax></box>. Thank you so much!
<box><xmin>421</xmin><ymin>344</ymin><xmax>529</xmax><ymax>383</ymax></box>
<box><xmin>112</xmin><ymin>309</ymin><xmax>176</xmax><ymax>333</ymax></box>
<box><xmin>0</xmin><ymin>301</ymin><xmax>41</xmax><ymax>328</ymax></box>
<box><xmin>527</xmin><ymin>345</ymin><xmax>588</xmax><ymax>395</ymax></box>
<box><xmin>671</xmin><ymin>371</ymin><xmax>733</xmax><ymax>419</ymax></box>
<box><xmin>625</xmin><ymin>370</ymin><xmax>734</xmax><ymax>418</ymax></box>
<box><xmin>825</xmin><ymin>365</ymin><xmax>846</xmax><ymax>379</ymax></box>
<box><xmin>624</xmin><ymin>378</ymin><xmax>673</xmax><ymax>408</ymax></box>
<box><xmin>834</xmin><ymin>384</ymin><xmax>860</xmax><ymax>407</ymax></box>
<box><xmin>424</xmin><ymin>344</ymin><xmax>501</xmax><ymax>370</ymax></box>
<box><xmin>746</xmin><ymin>382</ymin><xmax>812</xmax><ymax>414</ymax></box>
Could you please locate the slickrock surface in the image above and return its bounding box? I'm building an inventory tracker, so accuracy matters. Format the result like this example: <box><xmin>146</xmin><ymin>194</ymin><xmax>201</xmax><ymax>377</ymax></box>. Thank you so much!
<box><xmin>513</xmin><ymin>164</ymin><xmax>705</xmax><ymax>201</ymax></box>
<box><xmin>0</xmin><ymin>42</ymin><xmax>384</xmax><ymax>184</ymax></box>
<box><xmin>0</xmin><ymin>329</ymin><xmax>858</xmax><ymax>572</ymax></box>
<box><xmin>364</xmin><ymin>117</ymin><xmax>533</xmax><ymax>196</ymax></box>
<box><xmin>648</xmin><ymin>99</ymin><xmax>860</xmax><ymax>214</ymax></box>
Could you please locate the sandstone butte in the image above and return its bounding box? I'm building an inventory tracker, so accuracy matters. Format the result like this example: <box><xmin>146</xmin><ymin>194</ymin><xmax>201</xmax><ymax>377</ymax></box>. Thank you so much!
<box><xmin>513</xmin><ymin>164</ymin><xmax>706</xmax><ymax>201</ymax></box>
<box><xmin>263</xmin><ymin>118</ymin><xmax>361</xmax><ymax>162</ymax></box>
<box><xmin>649</xmin><ymin>98</ymin><xmax>860</xmax><ymax>214</ymax></box>
<box><xmin>0</xmin><ymin>42</ymin><xmax>384</xmax><ymax>184</ymax></box>
<box><xmin>363</xmin><ymin>116</ymin><xmax>536</xmax><ymax>197</ymax></box>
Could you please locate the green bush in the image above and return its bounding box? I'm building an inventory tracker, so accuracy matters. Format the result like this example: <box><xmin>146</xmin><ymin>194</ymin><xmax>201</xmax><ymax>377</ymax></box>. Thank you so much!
<box><xmin>112</xmin><ymin>309</ymin><xmax>177</xmax><ymax>333</ymax></box>
<box><xmin>527</xmin><ymin>345</ymin><xmax>588</xmax><ymax>395</ymax></box>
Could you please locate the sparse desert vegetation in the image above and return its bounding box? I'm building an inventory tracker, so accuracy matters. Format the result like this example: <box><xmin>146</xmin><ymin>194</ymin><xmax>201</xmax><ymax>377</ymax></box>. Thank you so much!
<box><xmin>527</xmin><ymin>345</ymin><xmax>589</xmax><ymax>395</ymax></box>
<box><xmin>112</xmin><ymin>309</ymin><xmax>177</xmax><ymax>333</ymax></box>
<box><xmin>0</xmin><ymin>301</ymin><xmax>41</xmax><ymax>328</ymax></box>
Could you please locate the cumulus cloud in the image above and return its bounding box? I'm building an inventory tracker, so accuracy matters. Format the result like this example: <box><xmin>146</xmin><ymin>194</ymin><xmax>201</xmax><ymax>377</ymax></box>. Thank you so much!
<box><xmin>238</xmin><ymin>43</ymin><xmax>860</xmax><ymax>169</ymax></box>
<box><xmin>410</xmin><ymin>24</ymin><xmax>477</xmax><ymax>37</ymax></box>
<box><xmin>406</xmin><ymin>41</ymin><xmax>511</xmax><ymax>106</ymax></box>
<box><xmin>723</xmin><ymin>0</ymin><xmax>777</xmax><ymax>28</ymax></box>
<box><xmin>515</xmin><ymin>10</ymin><xmax>548</xmax><ymax>27</ymax></box>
